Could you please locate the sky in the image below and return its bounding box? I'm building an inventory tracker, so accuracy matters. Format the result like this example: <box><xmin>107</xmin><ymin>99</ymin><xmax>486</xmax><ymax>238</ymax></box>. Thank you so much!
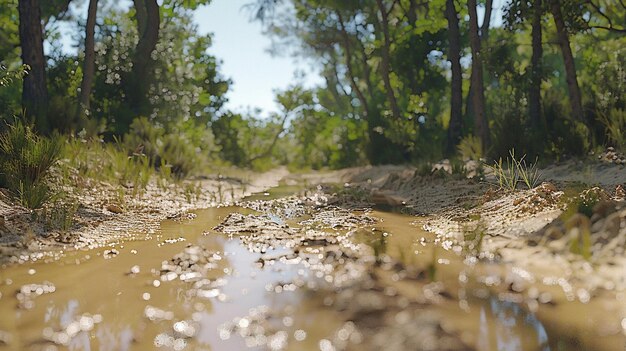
<box><xmin>193</xmin><ymin>0</ymin><xmax>322</xmax><ymax>115</ymax></box>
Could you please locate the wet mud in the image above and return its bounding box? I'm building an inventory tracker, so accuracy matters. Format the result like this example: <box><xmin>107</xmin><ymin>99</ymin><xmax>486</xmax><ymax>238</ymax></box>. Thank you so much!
<box><xmin>0</xmin><ymin>183</ymin><xmax>623</xmax><ymax>350</ymax></box>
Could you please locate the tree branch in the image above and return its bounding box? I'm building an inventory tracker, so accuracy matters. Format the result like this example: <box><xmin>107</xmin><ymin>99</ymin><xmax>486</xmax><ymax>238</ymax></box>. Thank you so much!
<box><xmin>588</xmin><ymin>0</ymin><xmax>614</xmax><ymax>28</ymax></box>
<box><xmin>589</xmin><ymin>25</ymin><xmax>626</xmax><ymax>33</ymax></box>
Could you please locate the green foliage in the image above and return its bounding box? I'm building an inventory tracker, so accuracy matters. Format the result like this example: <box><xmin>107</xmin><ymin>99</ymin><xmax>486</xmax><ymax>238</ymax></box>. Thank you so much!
<box><xmin>63</xmin><ymin>137</ymin><xmax>154</xmax><ymax>195</ymax></box>
<box><xmin>456</xmin><ymin>135</ymin><xmax>482</xmax><ymax>161</ymax></box>
<box><xmin>123</xmin><ymin>117</ymin><xmax>217</xmax><ymax>178</ymax></box>
<box><xmin>561</xmin><ymin>188</ymin><xmax>604</xmax><ymax>219</ymax></box>
<box><xmin>0</xmin><ymin>64</ymin><xmax>26</xmax><ymax>118</ymax></box>
<box><xmin>285</xmin><ymin>89</ymin><xmax>368</xmax><ymax>170</ymax></box>
<box><xmin>160</xmin><ymin>133</ymin><xmax>198</xmax><ymax>177</ymax></box>
<box><xmin>488</xmin><ymin>154</ymin><xmax>519</xmax><ymax>191</ymax></box>
<box><xmin>0</xmin><ymin>122</ymin><xmax>62</xmax><ymax>208</ymax></box>
<box><xmin>123</xmin><ymin>117</ymin><xmax>164</xmax><ymax>162</ymax></box>
<box><xmin>88</xmin><ymin>7</ymin><xmax>229</xmax><ymax>135</ymax></box>
<box><xmin>35</xmin><ymin>200</ymin><xmax>79</xmax><ymax>233</ymax></box>
<box><xmin>2</xmin><ymin>0</ymin><xmax>626</xmax><ymax>171</ymax></box>
<box><xmin>599</xmin><ymin>108</ymin><xmax>626</xmax><ymax>152</ymax></box>
<box><xmin>450</xmin><ymin>159</ymin><xmax>468</xmax><ymax>179</ymax></box>
<box><xmin>0</xmin><ymin>64</ymin><xmax>28</xmax><ymax>88</ymax></box>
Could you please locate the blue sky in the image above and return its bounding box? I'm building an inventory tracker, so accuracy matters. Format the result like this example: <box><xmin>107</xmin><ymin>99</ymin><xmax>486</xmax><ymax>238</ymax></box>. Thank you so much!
<box><xmin>193</xmin><ymin>0</ymin><xmax>322</xmax><ymax>115</ymax></box>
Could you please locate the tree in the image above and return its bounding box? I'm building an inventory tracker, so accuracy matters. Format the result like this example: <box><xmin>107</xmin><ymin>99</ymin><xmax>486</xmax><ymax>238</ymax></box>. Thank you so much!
<box><xmin>445</xmin><ymin>0</ymin><xmax>463</xmax><ymax>154</ymax></box>
<box><xmin>466</xmin><ymin>0</ymin><xmax>493</xmax><ymax>129</ymax></box>
<box><xmin>374</xmin><ymin>0</ymin><xmax>402</xmax><ymax>122</ymax></box>
<box><xmin>76</xmin><ymin>0</ymin><xmax>98</xmax><ymax>126</ymax></box>
<box><xmin>18</xmin><ymin>0</ymin><xmax>49</xmax><ymax>133</ymax></box>
<box><xmin>468</xmin><ymin>0</ymin><xmax>490</xmax><ymax>152</ymax></box>
<box><xmin>549</xmin><ymin>0</ymin><xmax>584</xmax><ymax>123</ymax></box>
<box><xmin>529</xmin><ymin>0</ymin><xmax>543</xmax><ymax>128</ymax></box>
<box><xmin>119</xmin><ymin>0</ymin><xmax>160</xmax><ymax>132</ymax></box>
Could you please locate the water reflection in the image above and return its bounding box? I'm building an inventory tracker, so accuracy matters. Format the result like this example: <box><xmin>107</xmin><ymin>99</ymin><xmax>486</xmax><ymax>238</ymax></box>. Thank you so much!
<box><xmin>478</xmin><ymin>297</ymin><xmax>550</xmax><ymax>351</ymax></box>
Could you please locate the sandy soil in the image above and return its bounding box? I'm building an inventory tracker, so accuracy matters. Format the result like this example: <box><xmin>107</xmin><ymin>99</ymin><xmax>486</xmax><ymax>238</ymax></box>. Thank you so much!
<box><xmin>330</xmin><ymin>159</ymin><xmax>626</xmax><ymax>350</ymax></box>
<box><xmin>0</xmin><ymin>167</ymin><xmax>289</xmax><ymax>263</ymax></box>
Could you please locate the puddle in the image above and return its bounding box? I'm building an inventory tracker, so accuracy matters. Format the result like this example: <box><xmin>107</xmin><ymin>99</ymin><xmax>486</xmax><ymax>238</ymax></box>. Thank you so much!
<box><xmin>242</xmin><ymin>181</ymin><xmax>305</xmax><ymax>201</ymax></box>
<box><xmin>0</xmin><ymin>207</ymin><xmax>343</xmax><ymax>350</ymax></box>
<box><xmin>0</xmin><ymin>195</ymin><xmax>617</xmax><ymax>350</ymax></box>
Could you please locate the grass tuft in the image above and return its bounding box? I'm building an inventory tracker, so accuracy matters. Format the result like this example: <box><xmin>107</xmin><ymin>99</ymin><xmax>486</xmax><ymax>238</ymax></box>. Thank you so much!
<box><xmin>0</xmin><ymin>122</ymin><xmax>62</xmax><ymax>208</ymax></box>
<box><xmin>487</xmin><ymin>149</ymin><xmax>542</xmax><ymax>191</ymax></box>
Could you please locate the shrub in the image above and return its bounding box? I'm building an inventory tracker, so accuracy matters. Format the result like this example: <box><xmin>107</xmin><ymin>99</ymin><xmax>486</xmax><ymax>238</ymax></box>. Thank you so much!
<box><xmin>599</xmin><ymin>108</ymin><xmax>626</xmax><ymax>152</ymax></box>
<box><xmin>0</xmin><ymin>122</ymin><xmax>62</xmax><ymax>208</ymax></box>
<box><xmin>456</xmin><ymin>135</ymin><xmax>482</xmax><ymax>161</ymax></box>
<box><xmin>160</xmin><ymin>133</ymin><xmax>198</xmax><ymax>178</ymax></box>
<box><xmin>123</xmin><ymin>117</ymin><xmax>164</xmax><ymax>163</ymax></box>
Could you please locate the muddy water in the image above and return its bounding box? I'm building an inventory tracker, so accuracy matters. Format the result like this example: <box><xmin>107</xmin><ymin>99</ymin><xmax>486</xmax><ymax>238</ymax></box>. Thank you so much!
<box><xmin>0</xmin><ymin>206</ymin><xmax>345</xmax><ymax>350</ymax></box>
<box><xmin>0</xmin><ymin>193</ymin><xmax>605</xmax><ymax>350</ymax></box>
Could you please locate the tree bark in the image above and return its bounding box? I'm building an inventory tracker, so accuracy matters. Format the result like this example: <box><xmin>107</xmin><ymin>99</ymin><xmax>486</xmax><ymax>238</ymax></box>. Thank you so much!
<box><xmin>481</xmin><ymin>0</ymin><xmax>493</xmax><ymax>41</ymax></box>
<box><xmin>18</xmin><ymin>0</ymin><xmax>49</xmax><ymax>133</ymax></box>
<box><xmin>375</xmin><ymin>0</ymin><xmax>402</xmax><ymax>121</ymax></box>
<box><xmin>354</xmin><ymin>30</ymin><xmax>375</xmax><ymax>101</ymax></box>
<box><xmin>133</xmin><ymin>0</ymin><xmax>148</xmax><ymax>37</ymax></box>
<box><xmin>76</xmin><ymin>0</ymin><xmax>99</xmax><ymax>126</ymax></box>
<box><xmin>529</xmin><ymin>0</ymin><xmax>543</xmax><ymax>128</ymax></box>
<box><xmin>445</xmin><ymin>0</ymin><xmax>463</xmax><ymax>155</ymax></box>
<box><xmin>468</xmin><ymin>0</ymin><xmax>490</xmax><ymax>152</ymax></box>
<box><xmin>336</xmin><ymin>11</ymin><xmax>369</xmax><ymax>117</ymax></box>
<box><xmin>549</xmin><ymin>0</ymin><xmax>584</xmax><ymax>122</ymax></box>
<box><xmin>465</xmin><ymin>0</ymin><xmax>492</xmax><ymax>132</ymax></box>
<box><xmin>121</xmin><ymin>0</ymin><xmax>160</xmax><ymax>132</ymax></box>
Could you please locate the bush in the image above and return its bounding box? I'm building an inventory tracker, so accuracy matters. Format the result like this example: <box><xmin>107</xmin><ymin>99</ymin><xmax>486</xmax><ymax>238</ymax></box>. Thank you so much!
<box><xmin>123</xmin><ymin>117</ymin><xmax>164</xmax><ymax>163</ymax></box>
<box><xmin>599</xmin><ymin>108</ymin><xmax>626</xmax><ymax>152</ymax></box>
<box><xmin>457</xmin><ymin>135</ymin><xmax>482</xmax><ymax>161</ymax></box>
<box><xmin>0</xmin><ymin>122</ymin><xmax>62</xmax><ymax>208</ymax></box>
<box><xmin>160</xmin><ymin>133</ymin><xmax>198</xmax><ymax>178</ymax></box>
<box><xmin>123</xmin><ymin>117</ymin><xmax>204</xmax><ymax>178</ymax></box>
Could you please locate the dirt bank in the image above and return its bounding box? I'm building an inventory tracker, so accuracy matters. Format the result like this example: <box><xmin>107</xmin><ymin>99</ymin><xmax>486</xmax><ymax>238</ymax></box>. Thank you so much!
<box><xmin>330</xmin><ymin>159</ymin><xmax>626</xmax><ymax>350</ymax></box>
<box><xmin>0</xmin><ymin>167</ymin><xmax>289</xmax><ymax>264</ymax></box>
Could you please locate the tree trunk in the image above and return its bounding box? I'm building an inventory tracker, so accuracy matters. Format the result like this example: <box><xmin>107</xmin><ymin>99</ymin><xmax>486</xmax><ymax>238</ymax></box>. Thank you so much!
<box><xmin>465</xmin><ymin>0</ymin><xmax>493</xmax><ymax>133</ymax></box>
<box><xmin>76</xmin><ymin>0</ymin><xmax>98</xmax><ymax>126</ymax></box>
<box><xmin>481</xmin><ymin>0</ymin><xmax>493</xmax><ymax>41</ymax></box>
<box><xmin>468</xmin><ymin>0</ymin><xmax>490</xmax><ymax>152</ymax></box>
<box><xmin>375</xmin><ymin>0</ymin><xmax>402</xmax><ymax>121</ymax></box>
<box><xmin>18</xmin><ymin>0</ymin><xmax>49</xmax><ymax>133</ymax></box>
<box><xmin>336</xmin><ymin>12</ymin><xmax>369</xmax><ymax>118</ymax></box>
<box><xmin>133</xmin><ymin>0</ymin><xmax>148</xmax><ymax>37</ymax></box>
<box><xmin>445</xmin><ymin>0</ymin><xmax>463</xmax><ymax>155</ymax></box>
<box><xmin>549</xmin><ymin>0</ymin><xmax>584</xmax><ymax>122</ymax></box>
<box><xmin>529</xmin><ymin>0</ymin><xmax>543</xmax><ymax>128</ymax></box>
<box><xmin>121</xmin><ymin>0</ymin><xmax>159</xmax><ymax>132</ymax></box>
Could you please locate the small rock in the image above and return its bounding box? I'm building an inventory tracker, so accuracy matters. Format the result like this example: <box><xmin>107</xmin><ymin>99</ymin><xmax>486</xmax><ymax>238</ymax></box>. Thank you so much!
<box><xmin>106</xmin><ymin>204</ymin><xmax>124</xmax><ymax>214</ymax></box>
